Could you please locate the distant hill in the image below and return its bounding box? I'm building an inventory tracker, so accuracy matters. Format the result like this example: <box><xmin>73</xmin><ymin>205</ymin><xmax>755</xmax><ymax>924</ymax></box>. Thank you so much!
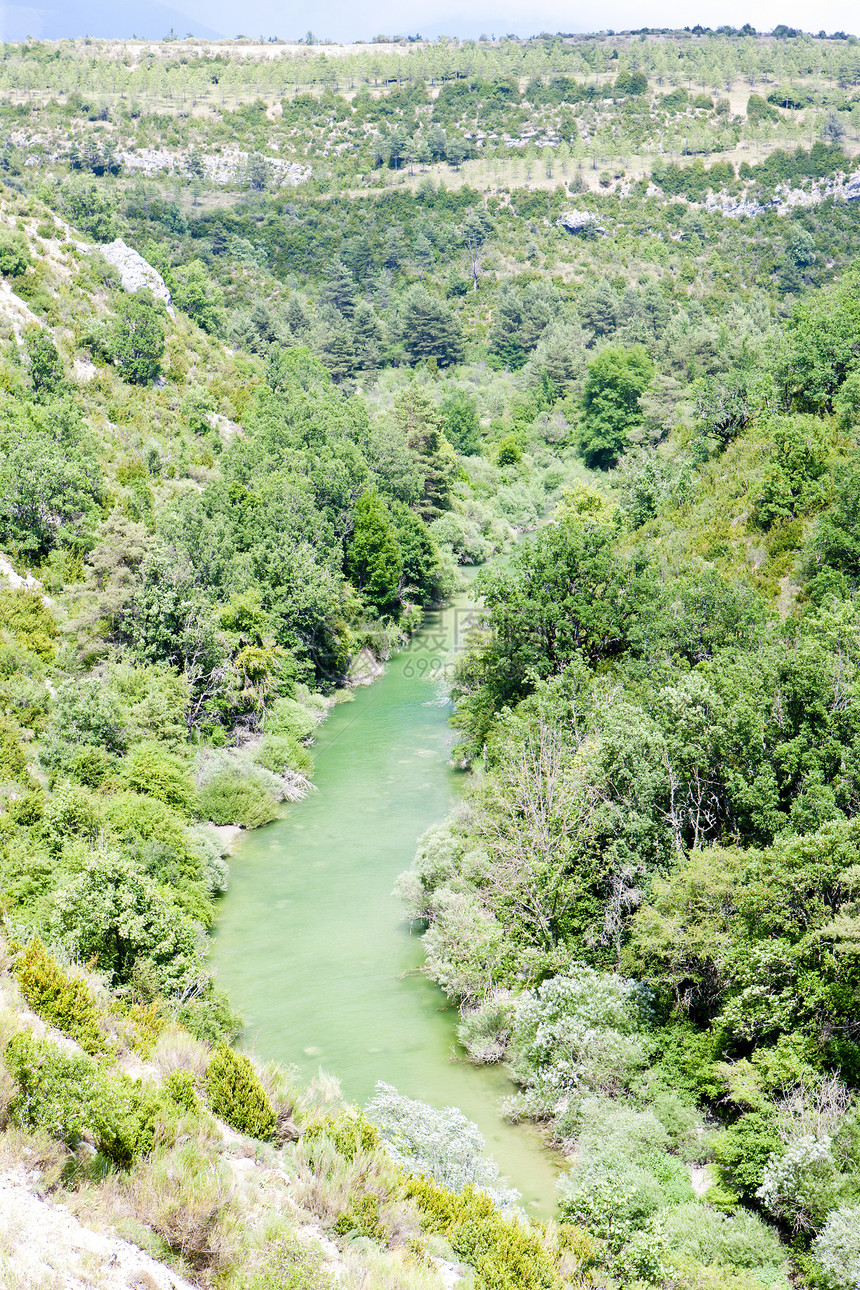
<box><xmin>0</xmin><ymin>0</ymin><xmax>224</xmax><ymax>41</ymax></box>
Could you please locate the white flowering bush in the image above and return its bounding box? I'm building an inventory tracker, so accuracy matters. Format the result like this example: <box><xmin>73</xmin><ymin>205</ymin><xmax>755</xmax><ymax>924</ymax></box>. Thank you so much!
<box><xmin>506</xmin><ymin>962</ymin><xmax>647</xmax><ymax>1117</ymax></box>
<box><xmin>365</xmin><ymin>1082</ymin><xmax>520</xmax><ymax>1209</ymax></box>
<box><xmin>756</xmin><ymin>1134</ymin><xmax>839</xmax><ymax>1232</ymax></box>
<box><xmin>813</xmin><ymin>1205</ymin><xmax>860</xmax><ymax>1290</ymax></box>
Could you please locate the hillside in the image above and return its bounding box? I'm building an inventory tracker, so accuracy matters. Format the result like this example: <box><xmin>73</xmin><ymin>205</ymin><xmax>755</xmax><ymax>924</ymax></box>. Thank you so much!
<box><xmin>0</xmin><ymin>26</ymin><xmax>859</xmax><ymax>1290</ymax></box>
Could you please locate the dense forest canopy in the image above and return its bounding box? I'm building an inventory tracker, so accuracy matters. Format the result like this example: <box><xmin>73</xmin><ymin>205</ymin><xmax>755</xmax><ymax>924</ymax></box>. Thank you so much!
<box><xmin>0</xmin><ymin>24</ymin><xmax>859</xmax><ymax>1290</ymax></box>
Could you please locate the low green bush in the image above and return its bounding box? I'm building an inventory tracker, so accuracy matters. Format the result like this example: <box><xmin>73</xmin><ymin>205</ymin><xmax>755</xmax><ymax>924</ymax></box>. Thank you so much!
<box><xmin>205</xmin><ymin>1044</ymin><xmax>275</xmax><ymax>1139</ymax></box>
<box><xmin>406</xmin><ymin>1174</ymin><xmax>595</xmax><ymax>1290</ymax></box>
<box><xmin>0</xmin><ymin>230</ymin><xmax>32</xmax><ymax>276</ymax></box>
<box><xmin>14</xmin><ymin>939</ymin><xmax>108</xmax><ymax>1055</ymax></box>
<box><xmin>255</xmin><ymin>733</ymin><xmax>312</xmax><ymax>777</ymax></box>
<box><xmin>304</xmin><ymin>1108</ymin><xmax>381</xmax><ymax>1162</ymax></box>
<box><xmin>0</xmin><ymin>714</ymin><xmax>28</xmax><ymax>782</ymax></box>
<box><xmin>163</xmin><ymin>1068</ymin><xmax>199</xmax><ymax>1113</ymax></box>
<box><xmin>197</xmin><ymin>770</ymin><xmax>281</xmax><ymax>828</ymax></box>
<box><xmin>0</xmin><ymin>589</ymin><xmax>57</xmax><ymax>661</ymax></box>
<box><xmin>117</xmin><ymin>742</ymin><xmax>196</xmax><ymax>813</ymax></box>
<box><xmin>264</xmin><ymin>696</ymin><xmax>317</xmax><ymax>744</ymax></box>
<box><xmin>4</xmin><ymin>1031</ymin><xmax>159</xmax><ymax>1165</ymax></box>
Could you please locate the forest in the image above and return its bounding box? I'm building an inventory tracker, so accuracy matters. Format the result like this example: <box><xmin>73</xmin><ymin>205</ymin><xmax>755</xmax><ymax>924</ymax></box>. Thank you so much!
<box><xmin>0</xmin><ymin>22</ymin><xmax>859</xmax><ymax>1290</ymax></box>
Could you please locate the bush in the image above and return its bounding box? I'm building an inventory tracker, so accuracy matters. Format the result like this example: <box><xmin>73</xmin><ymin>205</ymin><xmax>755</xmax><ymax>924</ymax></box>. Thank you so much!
<box><xmin>5</xmin><ymin>1031</ymin><xmax>158</xmax><ymax>1164</ymax></box>
<box><xmin>117</xmin><ymin>742</ymin><xmax>196</xmax><ymax>813</ymax></box>
<box><xmin>14</xmin><ymin>939</ymin><xmax>108</xmax><ymax>1055</ymax></box>
<box><xmin>406</xmin><ymin>1174</ymin><xmax>594</xmax><ymax>1290</ymax></box>
<box><xmin>660</xmin><ymin>1202</ymin><xmax>788</xmax><ymax>1278</ymax></box>
<box><xmin>197</xmin><ymin>769</ymin><xmax>282</xmax><ymax>828</ymax></box>
<box><xmin>366</xmin><ymin>1081</ymin><xmax>519</xmax><ymax>1207</ymax></box>
<box><xmin>0</xmin><ymin>230</ymin><xmax>32</xmax><ymax>277</ymax></box>
<box><xmin>255</xmin><ymin>732</ymin><xmax>312</xmax><ymax>777</ymax></box>
<box><xmin>206</xmin><ymin>1044</ymin><xmax>275</xmax><ymax>1139</ymax></box>
<box><xmin>0</xmin><ymin>589</ymin><xmax>57</xmax><ymax>661</ymax></box>
<box><xmin>813</xmin><ymin>1204</ymin><xmax>860</xmax><ymax>1289</ymax></box>
<box><xmin>756</xmin><ymin>1134</ymin><xmax>839</xmax><ymax>1232</ymax></box>
<box><xmin>507</xmin><ymin>963</ymin><xmax>647</xmax><ymax>1117</ymax></box>
<box><xmin>265</xmin><ymin>697</ymin><xmax>317</xmax><ymax>744</ymax></box>
<box><xmin>496</xmin><ymin>434</ymin><xmax>522</xmax><ymax>466</ymax></box>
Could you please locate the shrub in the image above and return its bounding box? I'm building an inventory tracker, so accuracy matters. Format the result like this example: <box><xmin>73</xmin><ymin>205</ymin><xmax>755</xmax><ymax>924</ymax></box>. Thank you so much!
<box><xmin>256</xmin><ymin>732</ymin><xmax>312</xmax><ymax>777</ymax></box>
<box><xmin>0</xmin><ymin>589</ymin><xmax>57</xmax><ymax>661</ymax></box>
<box><xmin>197</xmin><ymin>769</ymin><xmax>282</xmax><ymax>828</ymax></box>
<box><xmin>304</xmin><ymin>1107</ymin><xmax>381</xmax><ymax>1162</ymax></box>
<box><xmin>457</xmin><ymin>994</ymin><xmax>513</xmax><ymax>1064</ymax></box>
<box><xmin>14</xmin><ymin>939</ymin><xmax>108</xmax><ymax>1055</ymax></box>
<box><xmin>756</xmin><ymin>1134</ymin><xmax>839</xmax><ymax>1232</ymax></box>
<box><xmin>117</xmin><ymin>742</ymin><xmax>196</xmax><ymax>813</ymax></box>
<box><xmin>0</xmin><ymin>230</ymin><xmax>31</xmax><ymax>277</ymax></box>
<box><xmin>5</xmin><ymin>1031</ymin><xmax>158</xmax><ymax>1164</ymax></box>
<box><xmin>406</xmin><ymin>1174</ymin><xmax>595</xmax><ymax>1290</ymax></box>
<box><xmin>813</xmin><ymin>1204</ymin><xmax>860</xmax><ymax>1290</ymax></box>
<box><xmin>0</xmin><ymin>714</ymin><xmax>27</xmax><ymax>782</ymax></box>
<box><xmin>507</xmin><ymin>963</ymin><xmax>647</xmax><ymax>1117</ymax></box>
<box><xmin>163</xmin><ymin>1069</ymin><xmax>199</xmax><ymax>1113</ymax></box>
<box><xmin>367</xmin><ymin>1081</ymin><xmax>519</xmax><ymax>1207</ymax></box>
<box><xmin>558</xmin><ymin>1157</ymin><xmax>664</xmax><ymax>1251</ymax></box>
<box><xmin>42</xmin><ymin>779</ymin><xmax>104</xmax><ymax>850</ymax></box>
<box><xmin>265</xmin><ymin>696</ymin><xmax>317</xmax><ymax>744</ymax></box>
<box><xmin>661</xmin><ymin>1202</ymin><xmax>788</xmax><ymax>1278</ymax></box>
<box><xmin>496</xmin><ymin>434</ymin><xmax>522</xmax><ymax>466</ymax></box>
<box><xmin>206</xmin><ymin>1044</ymin><xmax>275</xmax><ymax>1139</ymax></box>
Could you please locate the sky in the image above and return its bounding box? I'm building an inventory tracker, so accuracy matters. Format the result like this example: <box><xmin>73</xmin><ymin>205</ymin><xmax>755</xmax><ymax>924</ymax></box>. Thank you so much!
<box><xmin>0</xmin><ymin>0</ymin><xmax>857</xmax><ymax>42</ymax></box>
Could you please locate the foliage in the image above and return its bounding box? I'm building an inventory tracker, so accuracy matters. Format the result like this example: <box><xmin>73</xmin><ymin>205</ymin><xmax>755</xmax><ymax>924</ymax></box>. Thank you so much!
<box><xmin>197</xmin><ymin>769</ymin><xmax>282</xmax><ymax>827</ymax></box>
<box><xmin>14</xmin><ymin>939</ymin><xmax>108</xmax><ymax>1055</ymax></box>
<box><xmin>507</xmin><ymin>964</ymin><xmax>646</xmax><ymax>1117</ymax></box>
<box><xmin>813</xmin><ymin>1204</ymin><xmax>860</xmax><ymax>1290</ymax></box>
<box><xmin>51</xmin><ymin>850</ymin><xmax>201</xmax><ymax>995</ymax></box>
<box><xmin>108</xmin><ymin>290</ymin><xmax>167</xmax><ymax>384</ymax></box>
<box><xmin>366</xmin><ymin>1081</ymin><xmax>520</xmax><ymax>1207</ymax></box>
<box><xmin>4</xmin><ymin>1031</ymin><xmax>159</xmax><ymax>1165</ymax></box>
<box><xmin>578</xmin><ymin>344</ymin><xmax>655</xmax><ymax>469</ymax></box>
<box><xmin>345</xmin><ymin>493</ymin><xmax>402</xmax><ymax>611</ymax></box>
<box><xmin>205</xmin><ymin>1044</ymin><xmax>276</xmax><ymax>1139</ymax></box>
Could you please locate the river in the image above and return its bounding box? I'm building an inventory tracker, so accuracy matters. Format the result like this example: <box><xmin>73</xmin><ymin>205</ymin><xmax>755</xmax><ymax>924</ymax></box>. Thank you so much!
<box><xmin>211</xmin><ymin>573</ymin><xmax>563</xmax><ymax>1215</ymax></box>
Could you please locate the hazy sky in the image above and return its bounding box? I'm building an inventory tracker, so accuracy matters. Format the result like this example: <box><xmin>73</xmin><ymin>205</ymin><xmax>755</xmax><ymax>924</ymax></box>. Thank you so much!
<box><xmin>1</xmin><ymin>0</ymin><xmax>857</xmax><ymax>42</ymax></box>
<box><xmin>177</xmin><ymin>0</ymin><xmax>858</xmax><ymax>42</ymax></box>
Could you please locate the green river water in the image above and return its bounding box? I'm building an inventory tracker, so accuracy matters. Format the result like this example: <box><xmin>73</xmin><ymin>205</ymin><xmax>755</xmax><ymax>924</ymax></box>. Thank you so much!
<box><xmin>212</xmin><ymin>575</ymin><xmax>563</xmax><ymax>1215</ymax></box>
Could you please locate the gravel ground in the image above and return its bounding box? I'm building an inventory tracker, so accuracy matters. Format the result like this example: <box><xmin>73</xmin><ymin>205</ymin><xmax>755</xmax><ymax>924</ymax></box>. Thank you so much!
<box><xmin>0</xmin><ymin>1172</ymin><xmax>196</xmax><ymax>1290</ymax></box>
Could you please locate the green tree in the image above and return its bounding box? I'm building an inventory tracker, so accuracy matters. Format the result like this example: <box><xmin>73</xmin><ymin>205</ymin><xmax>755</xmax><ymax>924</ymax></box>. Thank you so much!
<box><xmin>397</xmin><ymin>286</ymin><xmax>464</xmax><ymax>368</ymax></box>
<box><xmin>52</xmin><ymin>851</ymin><xmax>200</xmax><ymax>995</ymax></box>
<box><xmin>109</xmin><ymin>291</ymin><xmax>167</xmax><ymax>385</ymax></box>
<box><xmin>440</xmin><ymin>388</ymin><xmax>481</xmax><ymax>455</ymax></box>
<box><xmin>578</xmin><ymin>345</ymin><xmax>654</xmax><ymax>469</ymax></box>
<box><xmin>23</xmin><ymin>326</ymin><xmax>64</xmax><ymax>396</ymax></box>
<box><xmin>345</xmin><ymin>492</ymin><xmax>403</xmax><ymax>611</ymax></box>
<box><xmin>394</xmin><ymin>386</ymin><xmax>458</xmax><ymax>520</ymax></box>
<box><xmin>169</xmin><ymin>259</ymin><xmax>226</xmax><ymax>334</ymax></box>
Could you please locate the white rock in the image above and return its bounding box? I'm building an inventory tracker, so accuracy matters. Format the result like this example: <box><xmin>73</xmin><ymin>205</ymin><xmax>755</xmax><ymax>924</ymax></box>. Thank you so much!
<box><xmin>98</xmin><ymin>238</ymin><xmax>174</xmax><ymax>313</ymax></box>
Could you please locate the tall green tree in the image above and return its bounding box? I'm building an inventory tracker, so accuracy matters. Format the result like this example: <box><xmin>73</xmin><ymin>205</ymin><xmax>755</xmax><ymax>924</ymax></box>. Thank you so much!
<box><xmin>345</xmin><ymin>492</ymin><xmax>403</xmax><ymax>611</ymax></box>
<box><xmin>108</xmin><ymin>291</ymin><xmax>166</xmax><ymax>386</ymax></box>
<box><xmin>578</xmin><ymin>345</ymin><xmax>654</xmax><ymax>469</ymax></box>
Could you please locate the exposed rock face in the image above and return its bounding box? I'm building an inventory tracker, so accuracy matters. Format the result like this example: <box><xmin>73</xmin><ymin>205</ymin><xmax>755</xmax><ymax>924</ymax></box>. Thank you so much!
<box><xmin>557</xmin><ymin>209</ymin><xmax>604</xmax><ymax>235</ymax></box>
<box><xmin>99</xmin><ymin>238</ymin><xmax>174</xmax><ymax>312</ymax></box>
<box><xmin>703</xmin><ymin>167</ymin><xmax>860</xmax><ymax>218</ymax></box>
